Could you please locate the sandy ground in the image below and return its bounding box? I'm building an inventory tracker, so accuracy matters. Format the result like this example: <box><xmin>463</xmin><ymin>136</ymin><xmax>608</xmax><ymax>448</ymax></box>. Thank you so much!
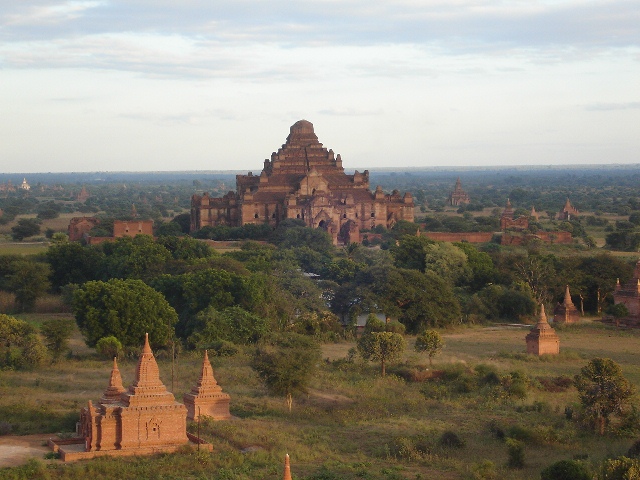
<box><xmin>0</xmin><ymin>434</ymin><xmax>53</xmax><ymax>468</ymax></box>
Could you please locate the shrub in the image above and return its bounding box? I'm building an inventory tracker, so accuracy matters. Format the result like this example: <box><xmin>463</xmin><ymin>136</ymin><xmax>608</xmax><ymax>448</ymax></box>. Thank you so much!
<box><xmin>208</xmin><ymin>340</ymin><xmax>239</xmax><ymax>357</ymax></box>
<box><xmin>540</xmin><ymin>459</ymin><xmax>591</xmax><ymax>480</ymax></box>
<box><xmin>488</xmin><ymin>419</ymin><xmax>505</xmax><ymax>440</ymax></box>
<box><xmin>471</xmin><ymin>460</ymin><xmax>497</xmax><ymax>480</ymax></box>
<box><xmin>96</xmin><ymin>336</ymin><xmax>123</xmax><ymax>359</ymax></box>
<box><xmin>628</xmin><ymin>439</ymin><xmax>640</xmax><ymax>458</ymax></box>
<box><xmin>439</xmin><ymin>430</ymin><xmax>465</xmax><ymax>449</ymax></box>
<box><xmin>0</xmin><ymin>421</ymin><xmax>12</xmax><ymax>435</ymax></box>
<box><xmin>506</xmin><ymin>438</ymin><xmax>525</xmax><ymax>468</ymax></box>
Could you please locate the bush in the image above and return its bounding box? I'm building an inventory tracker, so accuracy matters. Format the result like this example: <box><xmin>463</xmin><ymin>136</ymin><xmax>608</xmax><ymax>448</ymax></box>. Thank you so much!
<box><xmin>208</xmin><ymin>340</ymin><xmax>239</xmax><ymax>357</ymax></box>
<box><xmin>506</xmin><ymin>438</ymin><xmax>525</xmax><ymax>468</ymax></box>
<box><xmin>0</xmin><ymin>421</ymin><xmax>12</xmax><ymax>435</ymax></box>
<box><xmin>439</xmin><ymin>430</ymin><xmax>465</xmax><ymax>449</ymax></box>
<box><xmin>387</xmin><ymin>435</ymin><xmax>431</xmax><ymax>460</ymax></box>
<box><xmin>471</xmin><ymin>460</ymin><xmax>497</xmax><ymax>480</ymax></box>
<box><xmin>540</xmin><ymin>459</ymin><xmax>591</xmax><ymax>480</ymax></box>
<box><xmin>95</xmin><ymin>336</ymin><xmax>123</xmax><ymax>359</ymax></box>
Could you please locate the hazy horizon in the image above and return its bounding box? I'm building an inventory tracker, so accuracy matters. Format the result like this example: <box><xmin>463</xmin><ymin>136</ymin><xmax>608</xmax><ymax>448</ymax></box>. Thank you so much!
<box><xmin>2</xmin><ymin>1</ymin><xmax>639</xmax><ymax>173</ymax></box>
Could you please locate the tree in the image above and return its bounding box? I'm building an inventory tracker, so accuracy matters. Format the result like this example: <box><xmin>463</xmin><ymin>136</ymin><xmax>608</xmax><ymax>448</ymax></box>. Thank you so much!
<box><xmin>46</xmin><ymin>242</ymin><xmax>104</xmax><ymax>291</ymax></box>
<box><xmin>357</xmin><ymin>331</ymin><xmax>405</xmax><ymax>377</ymax></box>
<box><xmin>11</xmin><ymin>218</ymin><xmax>41</xmax><ymax>241</ymax></box>
<box><xmin>574</xmin><ymin>358</ymin><xmax>635</xmax><ymax>435</ymax></box>
<box><xmin>601</xmin><ymin>457</ymin><xmax>640</xmax><ymax>480</ymax></box>
<box><xmin>72</xmin><ymin>278</ymin><xmax>178</xmax><ymax>348</ymax></box>
<box><xmin>415</xmin><ymin>330</ymin><xmax>444</xmax><ymax>366</ymax></box>
<box><xmin>6</xmin><ymin>260</ymin><xmax>51</xmax><ymax>312</ymax></box>
<box><xmin>0</xmin><ymin>314</ymin><xmax>47</xmax><ymax>370</ymax></box>
<box><xmin>390</xmin><ymin>235</ymin><xmax>433</xmax><ymax>271</ymax></box>
<box><xmin>188</xmin><ymin>306</ymin><xmax>268</xmax><ymax>347</ymax></box>
<box><xmin>95</xmin><ymin>336</ymin><xmax>123</xmax><ymax>359</ymax></box>
<box><xmin>40</xmin><ymin>318</ymin><xmax>74</xmax><ymax>362</ymax></box>
<box><xmin>423</xmin><ymin>242</ymin><xmax>470</xmax><ymax>285</ymax></box>
<box><xmin>540</xmin><ymin>460</ymin><xmax>591</xmax><ymax>480</ymax></box>
<box><xmin>251</xmin><ymin>333</ymin><xmax>321</xmax><ymax>411</ymax></box>
<box><xmin>100</xmin><ymin>235</ymin><xmax>171</xmax><ymax>281</ymax></box>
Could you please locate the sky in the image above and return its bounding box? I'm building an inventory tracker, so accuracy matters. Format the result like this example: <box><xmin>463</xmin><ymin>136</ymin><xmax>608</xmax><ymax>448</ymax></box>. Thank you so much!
<box><xmin>1</xmin><ymin>0</ymin><xmax>639</xmax><ymax>173</ymax></box>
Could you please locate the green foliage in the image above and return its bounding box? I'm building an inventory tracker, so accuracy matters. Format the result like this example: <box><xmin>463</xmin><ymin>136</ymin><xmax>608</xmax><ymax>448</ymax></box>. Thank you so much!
<box><xmin>415</xmin><ymin>329</ymin><xmax>444</xmax><ymax>365</ymax></box>
<box><xmin>574</xmin><ymin>358</ymin><xmax>635</xmax><ymax>435</ymax></box>
<box><xmin>288</xmin><ymin>311</ymin><xmax>342</xmax><ymax>338</ymax></box>
<box><xmin>540</xmin><ymin>459</ymin><xmax>592</xmax><ymax>480</ymax></box>
<box><xmin>423</xmin><ymin>242</ymin><xmax>470</xmax><ymax>284</ymax></box>
<box><xmin>390</xmin><ymin>235</ymin><xmax>433</xmax><ymax>271</ymax></box>
<box><xmin>0</xmin><ymin>314</ymin><xmax>47</xmax><ymax>370</ymax></box>
<box><xmin>100</xmin><ymin>235</ymin><xmax>171</xmax><ymax>280</ymax></box>
<box><xmin>601</xmin><ymin>456</ymin><xmax>640</xmax><ymax>480</ymax></box>
<box><xmin>72</xmin><ymin>278</ymin><xmax>178</xmax><ymax>348</ymax></box>
<box><xmin>95</xmin><ymin>336</ymin><xmax>123</xmax><ymax>359</ymax></box>
<box><xmin>46</xmin><ymin>242</ymin><xmax>104</xmax><ymax>291</ymax></box>
<box><xmin>188</xmin><ymin>306</ymin><xmax>268</xmax><ymax>347</ymax></box>
<box><xmin>250</xmin><ymin>332</ymin><xmax>321</xmax><ymax>411</ymax></box>
<box><xmin>5</xmin><ymin>260</ymin><xmax>51</xmax><ymax>312</ymax></box>
<box><xmin>156</xmin><ymin>235</ymin><xmax>213</xmax><ymax>260</ymax></box>
<box><xmin>438</xmin><ymin>430</ymin><xmax>465</xmax><ymax>449</ymax></box>
<box><xmin>357</xmin><ymin>331</ymin><xmax>405</xmax><ymax>377</ymax></box>
<box><xmin>11</xmin><ymin>218</ymin><xmax>41</xmax><ymax>241</ymax></box>
<box><xmin>40</xmin><ymin>318</ymin><xmax>74</xmax><ymax>362</ymax></box>
<box><xmin>505</xmin><ymin>438</ymin><xmax>525</xmax><ymax>469</ymax></box>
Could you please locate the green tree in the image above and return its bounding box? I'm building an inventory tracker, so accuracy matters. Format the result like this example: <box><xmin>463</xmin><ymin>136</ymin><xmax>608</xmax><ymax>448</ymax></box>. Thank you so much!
<box><xmin>72</xmin><ymin>278</ymin><xmax>178</xmax><ymax>348</ymax></box>
<box><xmin>11</xmin><ymin>218</ymin><xmax>41</xmax><ymax>241</ymax></box>
<box><xmin>95</xmin><ymin>336</ymin><xmax>123</xmax><ymax>359</ymax></box>
<box><xmin>6</xmin><ymin>260</ymin><xmax>51</xmax><ymax>312</ymax></box>
<box><xmin>46</xmin><ymin>242</ymin><xmax>104</xmax><ymax>291</ymax></box>
<box><xmin>357</xmin><ymin>331</ymin><xmax>405</xmax><ymax>377</ymax></box>
<box><xmin>540</xmin><ymin>459</ymin><xmax>591</xmax><ymax>480</ymax></box>
<box><xmin>100</xmin><ymin>235</ymin><xmax>171</xmax><ymax>281</ymax></box>
<box><xmin>415</xmin><ymin>330</ymin><xmax>444</xmax><ymax>366</ymax></box>
<box><xmin>40</xmin><ymin>318</ymin><xmax>75</xmax><ymax>362</ymax></box>
<box><xmin>188</xmin><ymin>306</ymin><xmax>268</xmax><ymax>347</ymax></box>
<box><xmin>601</xmin><ymin>456</ymin><xmax>640</xmax><ymax>480</ymax></box>
<box><xmin>574</xmin><ymin>358</ymin><xmax>635</xmax><ymax>435</ymax></box>
<box><xmin>0</xmin><ymin>314</ymin><xmax>47</xmax><ymax>370</ymax></box>
<box><xmin>390</xmin><ymin>235</ymin><xmax>433</xmax><ymax>271</ymax></box>
<box><xmin>251</xmin><ymin>333</ymin><xmax>321</xmax><ymax>411</ymax></box>
<box><xmin>423</xmin><ymin>242</ymin><xmax>470</xmax><ymax>285</ymax></box>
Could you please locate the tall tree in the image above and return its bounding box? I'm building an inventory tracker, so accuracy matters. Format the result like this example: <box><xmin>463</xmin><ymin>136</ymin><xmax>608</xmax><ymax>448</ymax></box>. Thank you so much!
<box><xmin>72</xmin><ymin>278</ymin><xmax>178</xmax><ymax>348</ymax></box>
<box><xmin>574</xmin><ymin>358</ymin><xmax>635</xmax><ymax>435</ymax></box>
<box><xmin>357</xmin><ymin>331</ymin><xmax>405</xmax><ymax>377</ymax></box>
<box><xmin>251</xmin><ymin>333</ymin><xmax>321</xmax><ymax>411</ymax></box>
<box><xmin>6</xmin><ymin>260</ymin><xmax>51</xmax><ymax>312</ymax></box>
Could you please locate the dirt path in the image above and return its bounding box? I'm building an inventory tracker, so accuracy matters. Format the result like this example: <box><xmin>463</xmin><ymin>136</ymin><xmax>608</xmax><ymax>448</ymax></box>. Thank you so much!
<box><xmin>0</xmin><ymin>434</ymin><xmax>52</xmax><ymax>468</ymax></box>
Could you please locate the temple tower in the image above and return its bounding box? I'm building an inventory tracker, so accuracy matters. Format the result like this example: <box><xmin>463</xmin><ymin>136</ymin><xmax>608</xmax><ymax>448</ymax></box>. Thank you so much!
<box><xmin>526</xmin><ymin>305</ymin><xmax>560</xmax><ymax>355</ymax></box>
<box><xmin>183</xmin><ymin>350</ymin><xmax>231</xmax><ymax>420</ymax></box>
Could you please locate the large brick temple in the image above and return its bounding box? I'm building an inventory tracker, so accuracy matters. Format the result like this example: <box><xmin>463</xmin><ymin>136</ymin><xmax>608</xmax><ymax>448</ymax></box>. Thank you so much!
<box><xmin>190</xmin><ymin>120</ymin><xmax>414</xmax><ymax>244</ymax></box>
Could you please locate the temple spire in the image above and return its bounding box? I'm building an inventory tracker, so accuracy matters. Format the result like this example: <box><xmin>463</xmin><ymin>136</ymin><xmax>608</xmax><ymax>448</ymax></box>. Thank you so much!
<box><xmin>101</xmin><ymin>357</ymin><xmax>126</xmax><ymax>403</ymax></box>
<box><xmin>283</xmin><ymin>454</ymin><xmax>292</xmax><ymax>480</ymax></box>
<box><xmin>564</xmin><ymin>285</ymin><xmax>573</xmax><ymax>306</ymax></box>
<box><xmin>538</xmin><ymin>304</ymin><xmax>549</xmax><ymax>325</ymax></box>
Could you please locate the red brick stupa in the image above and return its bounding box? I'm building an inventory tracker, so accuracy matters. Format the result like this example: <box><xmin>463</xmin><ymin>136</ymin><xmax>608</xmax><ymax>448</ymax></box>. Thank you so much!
<box><xmin>526</xmin><ymin>305</ymin><xmax>560</xmax><ymax>355</ymax></box>
<box><xmin>51</xmin><ymin>334</ymin><xmax>211</xmax><ymax>461</ymax></box>
<box><xmin>553</xmin><ymin>285</ymin><xmax>580</xmax><ymax>324</ymax></box>
<box><xmin>183</xmin><ymin>350</ymin><xmax>231</xmax><ymax>421</ymax></box>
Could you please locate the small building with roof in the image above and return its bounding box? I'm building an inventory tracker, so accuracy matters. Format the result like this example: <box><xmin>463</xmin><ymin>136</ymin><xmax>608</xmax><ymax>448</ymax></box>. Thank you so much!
<box><xmin>526</xmin><ymin>305</ymin><xmax>560</xmax><ymax>355</ymax></box>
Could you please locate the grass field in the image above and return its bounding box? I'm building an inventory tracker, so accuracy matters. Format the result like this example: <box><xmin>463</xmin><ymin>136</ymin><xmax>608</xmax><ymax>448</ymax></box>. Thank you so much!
<box><xmin>2</xmin><ymin>316</ymin><xmax>640</xmax><ymax>479</ymax></box>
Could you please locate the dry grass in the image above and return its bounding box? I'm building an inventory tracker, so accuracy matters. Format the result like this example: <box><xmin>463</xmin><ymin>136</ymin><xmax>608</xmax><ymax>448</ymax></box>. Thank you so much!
<box><xmin>2</xmin><ymin>320</ymin><xmax>640</xmax><ymax>479</ymax></box>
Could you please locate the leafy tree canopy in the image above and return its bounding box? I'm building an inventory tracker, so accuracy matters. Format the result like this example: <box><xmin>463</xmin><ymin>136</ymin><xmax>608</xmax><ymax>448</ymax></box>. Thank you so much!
<box><xmin>72</xmin><ymin>278</ymin><xmax>178</xmax><ymax>348</ymax></box>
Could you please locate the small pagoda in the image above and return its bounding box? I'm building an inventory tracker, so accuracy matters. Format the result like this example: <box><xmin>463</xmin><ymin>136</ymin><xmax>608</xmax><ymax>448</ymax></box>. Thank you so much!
<box><xmin>526</xmin><ymin>305</ymin><xmax>560</xmax><ymax>355</ymax></box>
<box><xmin>553</xmin><ymin>285</ymin><xmax>580</xmax><ymax>324</ymax></box>
<box><xmin>183</xmin><ymin>350</ymin><xmax>231</xmax><ymax>421</ymax></box>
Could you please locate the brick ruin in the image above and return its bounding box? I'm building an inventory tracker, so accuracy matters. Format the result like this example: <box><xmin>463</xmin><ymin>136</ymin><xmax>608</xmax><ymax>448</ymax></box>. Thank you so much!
<box><xmin>499</xmin><ymin>199</ymin><xmax>529</xmax><ymax>231</ymax></box>
<box><xmin>448</xmin><ymin>178</ymin><xmax>470</xmax><ymax>206</ymax></box>
<box><xmin>557</xmin><ymin>198</ymin><xmax>579</xmax><ymax>221</ymax></box>
<box><xmin>553</xmin><ymin>285</ymin><xmax>580</xmax><ymax>324</ymax></box>
<box><xmin>191</xmin><ymin>120</ymin><xmax>414</xmax><ymax>245</ymax></box>
<box><xmin>526</xmin><ymin>305</ymin><xmax>560</xmax><ymax>355</ymax></box>
<box><xmin>612</xmin><ymin>260</ymin><xmax>640</xmax><ymax>325</ymax></box>
<box><xmin>68</xmin><ymin>216</ymin><xmax>101</xmax><ymax>242</ymax></box>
